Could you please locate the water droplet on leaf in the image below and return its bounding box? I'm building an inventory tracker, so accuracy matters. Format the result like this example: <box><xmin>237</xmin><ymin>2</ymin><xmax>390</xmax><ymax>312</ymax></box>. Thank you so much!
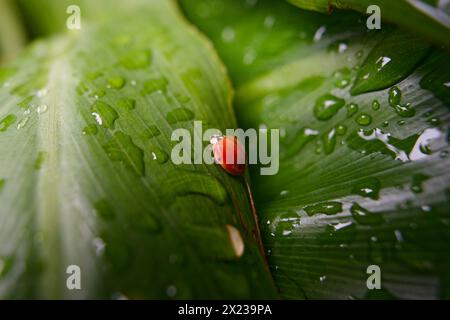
<box><xmin>103</xmin><ymin>131</ymin><xmax>145</xmax><ymax>176</ymax></box>
<box><xmin>304</xmin><ymin>201</ymin><xmax>343</xmax><ymax>216</ymax></box>
<box><xmin>108</xmin><ymin>76</ymin><xmax>126</xmax><ymax>89</ymax></box>
<box><xmin>356</xmin><ymin>113</ymin><xmax>372</xmax><ymax>126</ymax></box>
<box><xmin>352</xmin><ymin>177</ymin><xmax>381</xmax><ymax>200</ymax></box>
<box><xmin>166</xmin><ymin>107</ymin><xmax>195</xmax><ymax>124</ymax></box>
<box><xmin>351</xmin><ymin>203</ymin><xmax>384</xmax><ymax>225</ymax></box>
<box><xmin>91</xmin><ymin>101</ymin><xmax>118</xmax><ymax>129</ymax></box>
<box><xmin>116</xmin><ymin>97</ymin><xmax>136</xmax><ymax>111</ymax></box>
<box><xmin>141</xmin><ymin>77</ymin><xmax>168</xmax><ymax>95</ymax></box>
<box><xmin>0</xmin><ymin>114</ymin><xmax>17</xmax><ymax>132</ymax></box>
<box><xmin>314</xmin><ymin>94</ymin><xmax>345</xmax><ymax>121</ymax></box>
<box><xmin>151</xmin><ymin>148</ymin><xmax>169</xmax><ymax>164</ymax></box>
<box><xmin>82</xmin><ymin>124</ymin><xmax>98</xmax><ymax>135</ymax></box>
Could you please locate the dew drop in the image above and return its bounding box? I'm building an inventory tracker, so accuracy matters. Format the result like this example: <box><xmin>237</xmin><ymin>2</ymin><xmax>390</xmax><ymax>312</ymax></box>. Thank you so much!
<box><xmin>410</xmin><ymin>173</ymin><xmax>429</xmax><ymax>194</ymax></box>
<box><xmin>76</xmin><ymin>81</ymin><xmax>89</xmax><ymax>95</ymax></box>
<box><xmin>328</xmin><ymin>221</ymin><xmax>353</xmax><ymax>234</ymax></box>
<box><xmin>352</xmin><ymin>177</ymin><xmax>381</xmax><ymax>200</ymax></box>
<box><xmin>388</xmin><ymin>86</ymin><xmax>402</xmax><ymax>106</ymax></box>
<box><xmin>372</xmin><ymin>100</ymin><xmax>381</xmax><ymax>111</ymax></box>
<box><xmin>166</xmin><ymin>107</ymin><xmax>195</xmax><ymax>124</ymax></box>
<box><xmin>89</xmin><ymin>89</ymin><xmax>106</xmax><ymax>99</ymax></box>
<box><xmin>356</xmin><ymin>113</ymin><xmax>372</xmax><ymax>126</ymax></box>
<box><xmin>328</xmin><ymin>40</ymin><xmax>349</xmax><ymax>54</ymax></box>
<box><xmin>120</xmin><ymin>50</ymin><xmax>152</xmax><ymax>69</ymax></box>
<box><xmin>116</xmin><ymin>97</ymin><xmax>136</xmax><ymax>111</ymax></box>
<box><xmin>392</xmin><ymin>104</ymin><xmax>415</xmax><ymax>118</ymax></box>
<box><xmin>427</xmin><ymin>117</ymin><xmax>440</xmax><ymax>126</ymax></box>
<box><xmin>314</xmin><ymin>94</ymin><xmax>345</xmax><ymax>121</ymax></box>
<box><xmin>165</xmin><ymin>171</ymin><xmax>228</xmax><ymax>205</ymax></box>
<box><xmin>388</xmin><ymin>86</ymin><xmax>415</xmax><ymax>117</ymax></box>
<box><xmin>141</xmin><ymin>77</ymin><xmax>168</xmax><ymax>95</ymax></box>
<box><xmin>82</xmin><ymin>124</ymin><xmax>98</xmax><ymax>135</ymax></box>
<box><xmin>86</xmin><ymin>71</ymin><xmax>103</xmax><ymax>80</ymax></box>
<box><xmin>322</xmin><ymin>128</ymin><xmax>337</xmax><ymax>154</ymax></box>
<box><xmin>175</xmin><ymin>93</ymin><xmax>191</xmax><ymax>104</ymax></box>
<box><xmin>37</xmin><ymin>104</ymin><xmax>48</xmax><ymax>114</ymax></box>
<box><xmin>91</xmin><ymin>101</ymin><xmax>118</xmax><ymax>129</ymax></box>
<box><xmin>145</xmin><ymin>125</ymin><xmax>161</xmax><ymax>138</ymax></box>
<box><xmin>103</xmin><ymin>131</ymin><xmax>145</xmax><ymax>176</ymax></box>
<box><xmin>34</xmin><ymin>151</ymin><xmax>47</xmax><ymax>170</ymax></box>
<box><xmin>17</xmin><ymin>96</ymin><xmax>33</xmax><ymax>109</ymax></box>
<box><xmin>272</xmin><ymin>211</ymin><xmax>299</xmax><ymax>236</ymax></box>
<box><xmin>151</xmin><ymin>148</ymin><xmax>169</xmax><ymax>164</ymax></box>
<box><xmin>336</xmin><ymin>79</ymin><xmax>350</xmax><ymax>89</ymax></box>
<box><xmin>332</xmin><ymin>68</ymin><xmax>351</xmax><ymax>88</ymax></box>
<box><xmin>336</xmin><ymin>125</ymin><xmax>347</xmax><ymax>135</ymax></box>
<box><xmin>0</xmin><ymin>114</ymin><xmax>17</xmax><ymax>132</ymax></box>
<box><xmin>107</xmin><ymin>76</ymin><xmax>126</xmax><ymax>89</ymax></box>
<box><xmin>346</xmin><ymin>103</ymin><xmax>359</xmax><ymax>118</ymax></box>
<box><xmin>304</xmin><ymin>201</ymin><xmax>342</xmax><ymax>216</ymax></box>
<box><xmin>17</xmin><ymin>116</ymin><xmax>29</xmax><ymax>130</ymax></box>
<box><xmin>350</xmin><ymin>203</ymin><xmax>384</xmax><ymax>225</ymax></box>
<box><xmin>283</xmin><ymin>127</ymin><xmax>318</xmax><ymax>158</ymax></box>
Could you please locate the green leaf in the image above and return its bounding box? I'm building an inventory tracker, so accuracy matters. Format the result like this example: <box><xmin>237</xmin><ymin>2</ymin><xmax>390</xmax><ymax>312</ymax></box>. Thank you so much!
<box><xmin>0</xmin><ymin>0</ymin><xmax>277</xmax><ymax>299</ymax></box>
<box><xmin>350</xmin><ymin>29</ymin><xmax>431</xmax><ymax>95</ymax></box>
<box><xmin>181</xmin><ymin>0</ymin><xmax>450</xmax><ymax>299</ymax></box>
<box><xmin>286</xmin><ymin>0</ymin><xmax>450</xmax><ymax>49</ymax></box>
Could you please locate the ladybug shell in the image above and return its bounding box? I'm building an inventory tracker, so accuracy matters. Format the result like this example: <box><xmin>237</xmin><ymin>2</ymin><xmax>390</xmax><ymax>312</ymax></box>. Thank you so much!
<box><xmin>212</xmin><ymin>136</ymin><xmax>246</xmax><ymax>176</ymax></box>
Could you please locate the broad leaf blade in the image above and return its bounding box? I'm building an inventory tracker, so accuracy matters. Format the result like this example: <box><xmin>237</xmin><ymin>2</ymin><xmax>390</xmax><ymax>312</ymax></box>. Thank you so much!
<box><xmin>0</xmin><ymin>0</ymin><xmax>277</xmax><ymax>299</ymax></box>
<box><xmin>181</xmin><ymin>0</ymin><xmax>450</xmax><ymax>299</ymax></box>
<box><xmin>287</xmin><ymin>0</ymin><xmax>450</xmax><ymax>49</ymax></box>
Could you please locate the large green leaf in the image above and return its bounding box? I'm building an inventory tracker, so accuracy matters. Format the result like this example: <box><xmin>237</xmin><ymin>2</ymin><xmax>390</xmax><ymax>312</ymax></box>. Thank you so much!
<box><xmin>287</xmin><ymin>0</ymin><xmax>450</xmax><ymax>49</ymax></box>
<box><xmin>0</xmin><ymin>0</ymin><xmax>277</xmax><ymax>299</ymax></box>
<box><xmin>181</xmin><ymin>0</ymin><xmax>450</xmax><ymax>299</ymax></box>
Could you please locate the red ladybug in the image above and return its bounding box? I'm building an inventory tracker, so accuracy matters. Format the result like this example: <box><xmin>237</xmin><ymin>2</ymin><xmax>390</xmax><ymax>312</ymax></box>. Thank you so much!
<box><xmin>210</xmin><ymin>135</ymin><xmax>267</xmax><ymax>260</ymax></box>
<box><xmin>210</xmin><ymin>135</ymin><xmax>246</xmax><ymax>176</ymax></box>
